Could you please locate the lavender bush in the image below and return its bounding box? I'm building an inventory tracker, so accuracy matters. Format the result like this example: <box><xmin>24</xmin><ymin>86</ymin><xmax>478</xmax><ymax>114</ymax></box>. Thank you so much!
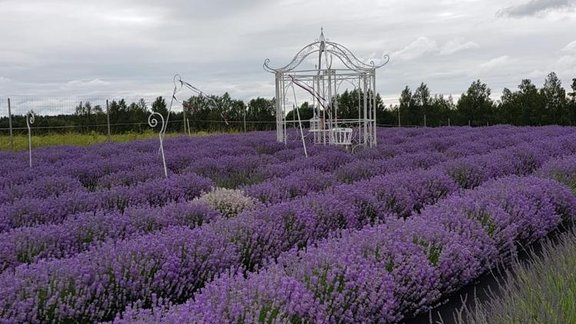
<box><xmin>0</xmin><ymin>201</ymin><xmax>221</xmax><ymax>272</ymax></box>
<box><xmin>196</xmin><ymin>187</ymin><xmax>258</xmax><ymax>218</ymax></box>
<box><xmin>0</xmin><ymin>126</ymin><xmax>575</xmax><ymax>323</ymax></box>
<box><xmin>147</xmin><ymin>175</ymin><xmax>576</xmax><ymax>323</ymax></box>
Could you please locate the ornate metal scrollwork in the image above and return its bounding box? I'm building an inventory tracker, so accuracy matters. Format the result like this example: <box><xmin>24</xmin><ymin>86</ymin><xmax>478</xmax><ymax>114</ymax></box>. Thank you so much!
<box><xmin>263</xmin><ymin>33</ymin><xmax>389</xmax><ymax>73</ymax></box>
<box><xmin>148</xmin><ymin>112</ymin><xmax>168</xmax><ymax>178</ymax></box>
<box><xmin>264</xmin><ymin>43</ymin><xmax>320</xmax><ymax>73</ymax></box>
<box><xmin>150</xmin><ymin>74</ymin><xmax>232</xmax><ymax>177</ymax></box>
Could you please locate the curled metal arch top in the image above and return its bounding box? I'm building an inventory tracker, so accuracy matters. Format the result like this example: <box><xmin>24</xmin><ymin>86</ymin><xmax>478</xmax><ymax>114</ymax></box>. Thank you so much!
<box><xmin>264</xmin><ymin>41</ymin><xmax>320</xmax><ymax>73</ymax></box>
<box><xmin>325</xmin><ymin>41</ymin><xmax>390</xmax><ymax>70</ymax></box>
<box><xmin>264</xmin><ymin>39</ymin><xmax>389</xmax><ymax>73</ymax></box>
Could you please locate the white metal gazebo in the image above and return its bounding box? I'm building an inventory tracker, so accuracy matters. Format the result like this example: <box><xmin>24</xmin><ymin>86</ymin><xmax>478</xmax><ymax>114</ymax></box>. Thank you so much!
<box><xmin>264</xmin><ymin>29</ymin><xmax>389</xmax><ymax>148</ymax></box>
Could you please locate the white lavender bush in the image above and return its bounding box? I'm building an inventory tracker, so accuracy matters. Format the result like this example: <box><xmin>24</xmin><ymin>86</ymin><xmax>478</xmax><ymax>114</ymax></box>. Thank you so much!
<box><xmin>196</xmin><ymin>187</ymin><xmax>258</xmax><ymax>218</ymax></box>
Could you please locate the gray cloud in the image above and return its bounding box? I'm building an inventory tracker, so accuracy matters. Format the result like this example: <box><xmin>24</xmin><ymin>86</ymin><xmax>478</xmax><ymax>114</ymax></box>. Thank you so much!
<box><xmin>123</xmin><ymin>0</ymin><xmax>270</xmax><ymax>19</ymax></box>
<box><xmin>562</xmin><ymin>40</ymin><xmax>576</xmax><ymax>52</ymax></box>
<box><xmin>497</xmin><ymin>0</ymin><xmax>576</xmax><ymax>17</ymax></box>
<box><xmin>0</xmin><ymin>0</ymin><xmax>575</xmax><ymax>115</ymax></box>
<box><xmin>392</xmin><ymin>37</ymin><xmax>438</xmax><ymax>61</ymax></box>
<box><xmin>439</xmin><ymin>39</ymin><xmax>480</xmax><ymax>55</ymax></box>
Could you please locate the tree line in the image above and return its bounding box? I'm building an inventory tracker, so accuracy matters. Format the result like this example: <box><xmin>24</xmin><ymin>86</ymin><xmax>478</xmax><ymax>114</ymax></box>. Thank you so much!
<box><xmin>1</xmin><ymin>72</ymin><xmax>575</xmax><ymax>135</ymax></box>
<box><xmin>392</xmin><ymin>72</ymin><xmax>576</xmax><ymax>127</ymax></box>
<box><xmin>0</xmin><ymin>95</ymin><xmax>277</xmax><ymax>135</ymax></box>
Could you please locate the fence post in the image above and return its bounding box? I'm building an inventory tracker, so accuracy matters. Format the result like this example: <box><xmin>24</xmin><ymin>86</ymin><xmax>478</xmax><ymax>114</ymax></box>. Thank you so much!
<box><xmin>79</xmin><ymin>101</ymin><xmax>82</xmax><ymax>133</ymax></box>
<box><xmin>182</xmin><ymin>104</ymin><xmax>188</xmax><ymax>135</ymax></box>
<box><xmin>106</xmin><ymin>99</ymin><xmax>111</xmax><ymax>141</ymax></box>
<box><xmin>7</xmin><ymin>98</ymin><xmax>13</xmax><ymax>150</ymax></box>
<box><xmin>243</xmin><ymin>107</ymin><xmax>247</xmax><ymax>133</ymax></box>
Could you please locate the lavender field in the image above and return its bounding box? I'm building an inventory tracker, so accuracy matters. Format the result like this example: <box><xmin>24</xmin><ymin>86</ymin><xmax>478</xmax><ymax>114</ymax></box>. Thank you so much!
<box><xmin>2</xmin><ymin>126</ymin><xmax>576</xmax><ymax>323</ymax></box>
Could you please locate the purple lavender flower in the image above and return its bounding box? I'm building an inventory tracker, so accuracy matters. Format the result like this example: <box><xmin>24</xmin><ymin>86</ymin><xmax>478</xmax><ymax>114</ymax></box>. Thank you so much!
<box><xmin>161</xmin><ymin>268</ymin><xmax>328</xmax><ymax>324</ymax></box>
<box><xmin>0</xmin><ymin>226</ymin><xmax>239</xmax><ymax>322</ymax></box>
<box><xmin>0</xmin><ymin>201</ymin><xmax>221</xmax><ymax>272</ymax></box>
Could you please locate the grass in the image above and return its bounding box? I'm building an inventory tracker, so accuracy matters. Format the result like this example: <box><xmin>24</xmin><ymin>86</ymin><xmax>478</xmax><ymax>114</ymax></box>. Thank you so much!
<box><xmin>452</xmin><ymin>224</ymin><xmax>576</xmax><ymax>324</ymax></box>
<box><xmin>0</xmin><ymin>131</ymin><xmax>212</xmax><ymax>151</ymax></box>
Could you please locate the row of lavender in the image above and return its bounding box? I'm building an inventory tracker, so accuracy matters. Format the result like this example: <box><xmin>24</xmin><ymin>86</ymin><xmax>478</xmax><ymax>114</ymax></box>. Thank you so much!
<box><xmin>0</xmin><ymin>127</ymin><xmax>544</xmax><ymax>269</ymax></box>
<box><xmin>0</xmin><ymin>127</ymin><xmax>565</xmax><ymax>273</ymax></box>
<box><xmin>0</xmin><ymin>126</ymin><xmax>552</xmax><ymax>193</ymax></box>
<box><xmin>0</xmin><ymin>128</ymin><xmax>492</xmax><ymax>267</ymax></box>
<box><xmin>111</xmin><ymin>129</ymin><xmax>576</xmax><ymax>323</ymax></box>
<box><xmin>114</xmin><ymin>155</ymin><xmax>576</xmax><ymax>323</ymax></box>
<box><xmin>1</xmin><ymin>128</ymin><xmax>576</xmax><ymax>322</ymax></box>
<box><xmin>0</xmin><ymin>130</ymin><xmax>572</xmax><ymax>286</ymax></box>
<box><xmin>0</xmin><ymin>129</ymin><xmax>455</xmax><ymax>210</ymax></box>
<box><xmin>146</xmin><ymin>173</ymin><xmax>576</xmax><ymax>323</ymax></box>
<box><xmin>0</xmin><ymin>126</ymin><xmax>564</xmax><ymax>232</ymax></box>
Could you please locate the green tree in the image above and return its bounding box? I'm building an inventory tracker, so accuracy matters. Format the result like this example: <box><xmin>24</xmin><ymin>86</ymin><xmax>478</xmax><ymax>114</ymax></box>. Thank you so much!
<box><xmin>247</xmin><ymin>97</ymin><xmax>275</xmax><ymax>130</ymax></box>
<box><xmin>497</xmin><ymin>87</ymin><xmax>519</xmax><ymax>124</ymax></box>
<box><xmin>125</xmin><ymin>98</ymin><xmax>149</xmax><ymax>131</ymax></box>
<box><xmin>374</xmin><ymin>93</ymin><xmax>394</xmax><ymax>126</ymax></box>
<box><xmin>184</xmin><ymin>93</ymin><xmax>246</xmax><ymax>131</ymax></box>
<box><xmin>74</xmin><ymin>101</ymin><xmax>102</xmax><ymax>132</ymax></box>
<box><xmin>430</xmin><ymin>94</ymin><xmax>456</xmax><ymax>126</ymax></box>
<box><xmin>540</xmin><ymin>72</ymin><xmax>567</xmax><ymax>124</ymax></box>
<box><xmin>517</xmin><ymin>79</ymin><xmax>544</xmax><ymax>125</ymax></box>
<box><xmin>498</xmin><ymin>79</ymin><xmax>546</xmax><ymax>126</ymax></box>
<box><xmin>286</xmin><ymin>102</ymin><xmax>314</xmax><ymax>127</ymax></box>
<box><xmin>413</xmin><ymin>82</ymin><xmax>431</xmax><ymax>126</ymax></box>
<box><xmin>457</xmin><ymin>80</ymin><xmax>493</xmax><ymax>126</ymax></box>
<box><xmin>334</xmin><ymin>88</ymin><xmax>388</xmax><ymax>124</ymax></box>
<box><xmin>93</xmin><ymin>105</ymin><xmax>103</xmax><ymax>114</ymax></box>
<box><xmin>399</xmin><ymin>86</ymin><xmax>416</xmax><ymax>126</ymax></box>
<box><xmin>569</xmin><ymin>78</ymin><xmax>576</xmax><ymax>125</ymax></box>
<box><xmin>570</xmin><ymin>78</ymin><xmax>576</xmax><ymax>102</ymax></box>
<box><xmin>107</xmin><ymin>99</ymin><xmax>131</xmax><ymax>132</ymax></box>
<box><xmin>75</xmin><ymin>101</ymin><xmax>92</xmax><ymax>116</ymax></box>
<box><xmin>336</xmin><ymin>89</ymin><xmax>360</xmax><ymax>119</ymax></box>
<box><xmin>151</xmin><ymin>96</ymin><xmax>168</xmax><ymax>116</ymax></box>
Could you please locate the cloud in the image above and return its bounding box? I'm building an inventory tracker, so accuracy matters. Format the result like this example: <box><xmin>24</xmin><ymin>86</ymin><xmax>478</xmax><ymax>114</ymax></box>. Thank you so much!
<box><xmin>392</xmin><ymin>37</ymin><xmax>438</xmax><ymax>61</ymax></box>
<box><xmin>555</xmin><ymin>55</ymin><xmax>576</xmax><ymax>75</ymax></box>
<box><xmin>439</xmin><ymin>38</ymin><xmax>480</xmax><ymax>55</ymax></box>
<box><xmin>61</xmin><ymin>79</ymin><xmax>111</xmax><ymax>90</ymax></box>
<box><xmin>562</xmin><ymin>40</ymin><xmax>576</xmax><ymax>52</ymax></box>
<box><xmin>126</xmin><ymin>0</ymin><xmax>270</xmax><ymax>19</ymax></box>
<box><xmin>1</xmin><ymin>0</ymin><xmax>575</xmax><ymax>112</ymax></box>
<box><xmin>525</xmin><ymin>69</ymin><xmax>547</xmax><ymax>79</ymax></box>
<box><xmin>390</xmin><ymin>36</ymin><xmax>479</xmax><ymax>62</ymax></box>
<box><xmin>476</xmin><ymin>56</ymin><xmax>511</xmax><ymax>74</ymax></box>
<box><xmin>480</xmin><ymin>56</ymin><xmax>510</xmax><ymax>68</ymax></box>
<box><xmin>497</xmin><ymin>0</ymin><xmax>576</xmax><ymax>17</ymax></box>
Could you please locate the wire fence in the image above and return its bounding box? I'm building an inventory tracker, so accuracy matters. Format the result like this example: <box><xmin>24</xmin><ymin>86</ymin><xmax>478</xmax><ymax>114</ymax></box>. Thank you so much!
<box><xmin>0</xmin><ymin>96</ymin><xmax>283</xmax><ymax>151</ymax></box>
<box><xmin>0</xmin><ymin>96</ymin><xmax>428</xmax><ymax>150</ymax></box>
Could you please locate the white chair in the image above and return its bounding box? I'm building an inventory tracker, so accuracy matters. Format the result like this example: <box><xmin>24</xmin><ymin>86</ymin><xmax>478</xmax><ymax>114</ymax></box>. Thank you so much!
<box><xmin>330</xmin><ymin>127</ymin><xmax>353</xmax><ymax>145</ymax></box>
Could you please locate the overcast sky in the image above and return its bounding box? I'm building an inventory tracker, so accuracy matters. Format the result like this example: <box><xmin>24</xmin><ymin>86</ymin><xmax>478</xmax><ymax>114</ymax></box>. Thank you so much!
<box><xmin>1</xmin><ymin>0</ymin><xmax>576</xmax><ymax>114</ymax></box>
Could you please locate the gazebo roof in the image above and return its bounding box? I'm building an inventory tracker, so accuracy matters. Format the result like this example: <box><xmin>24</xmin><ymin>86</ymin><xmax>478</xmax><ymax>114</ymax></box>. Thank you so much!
<box><xmin>264</xmin><ymin>28</ymin><xmax>389</xmax><ymax>73</ymax></box>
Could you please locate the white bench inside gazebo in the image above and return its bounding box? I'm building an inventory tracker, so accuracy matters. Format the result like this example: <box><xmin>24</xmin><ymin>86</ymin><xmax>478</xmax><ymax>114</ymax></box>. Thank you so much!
<box><xmin>330</xmin><ymin>127</ymin><xmax>353</xmax><ymax>145</ymax></box>
<box><xmin>309</xmin><ymin>117</ymin><xmax>352</xmax><ymax>146</ymax></box>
